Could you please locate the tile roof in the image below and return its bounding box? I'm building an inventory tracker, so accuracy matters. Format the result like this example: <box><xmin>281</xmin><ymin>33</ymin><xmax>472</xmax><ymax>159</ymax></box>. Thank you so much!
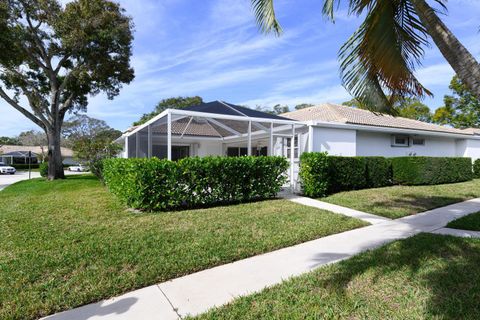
<box><xmin>0</xmin><ymin>145</ymin><xmax>74</xmax><ymax>157</ymax></box>
<box><xmin>282</xmin><ymin>103</ymin><xmax>471</xmax><ymax>135</ymax></box>
<box><xmin>460</xmin><ymin>128</ymin><xmax>480</xmax><ymax>135</ymax></box>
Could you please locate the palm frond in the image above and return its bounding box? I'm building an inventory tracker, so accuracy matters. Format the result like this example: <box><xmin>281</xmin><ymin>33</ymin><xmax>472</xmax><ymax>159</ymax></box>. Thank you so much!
<box><xmin>250</xmin><ymin>0</ymin><xmax>282</xmax><ymax>35</ymax></box>
<box><xmin>322</xmin><ymin>0</ymin><xmax>340</xmax><ymax>21</ymax></box>
<box><xmin>339</xmin><ymin>0</ymin><xmax>432</xmax><ymax>113</ymax></box>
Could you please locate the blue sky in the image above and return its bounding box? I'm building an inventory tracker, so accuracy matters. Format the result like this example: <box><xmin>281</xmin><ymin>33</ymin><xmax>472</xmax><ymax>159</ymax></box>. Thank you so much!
<box><xmin>1</xmin><ymin>0</ymin><xmax>480</xmax><ymax>136</ymax></box>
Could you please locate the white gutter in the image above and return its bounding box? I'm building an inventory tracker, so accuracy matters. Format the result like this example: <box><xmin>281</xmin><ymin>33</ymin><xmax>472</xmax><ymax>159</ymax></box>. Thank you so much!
<box><xmin>307</xmin><ymin>120</ymin><xmax>480</xmax><ymax>140</ymax></box>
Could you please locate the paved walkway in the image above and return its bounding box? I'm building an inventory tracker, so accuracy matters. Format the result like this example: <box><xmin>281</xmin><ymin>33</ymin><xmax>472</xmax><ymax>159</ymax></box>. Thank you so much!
<box><xmin>0</xmin><ymin>171</ymin><xmax>41</xmax><ymax>191</ymax></box>
<box><xmin>0</xmin><ymin>170</ymin><xmax>86</xmax><ymax>191</ymax></box>
<box><xmin>431</xmin><ymin>227</ymin><xmax>480</xmax><ymax>238</ymax></box>
<box><xmin>285</xmin><ymin>194</ymin><xmax>391</xmax><ymax>225</ymax></box>
<box><xmin>43</xmin><ymin>198</ymin><xmax>480</xmax><ymax>320</ymax></box>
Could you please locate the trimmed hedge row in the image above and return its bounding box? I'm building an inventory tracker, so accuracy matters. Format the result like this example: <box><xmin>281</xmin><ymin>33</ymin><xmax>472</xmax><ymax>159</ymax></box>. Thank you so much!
<box><xmin>299</xmin><ymin>153</ymin><xmax>473</xmax><ymax>196</ymax></box>
<box><xmin>474</xmin><ymin>159</ymin><xmax>480</xmax><ymax>178</ymax></box>
<box><xmin>391</xmin><ymin>157</ymin><xmax>473</xmax><ymax>185</ymax></box>
<box><xmin>299</xmin><ymin>153</ymin><xmax>393</xmax><ymax>197</ymax></box>
<box><xmin>103</xmin><ymin>156</ymin><xmax>289</xmax><ymax>211</ymax></box>
<box><xmin>11</xmin><ymin>164</ymin><xmax>40</xmax><ymax>169</ymax></box>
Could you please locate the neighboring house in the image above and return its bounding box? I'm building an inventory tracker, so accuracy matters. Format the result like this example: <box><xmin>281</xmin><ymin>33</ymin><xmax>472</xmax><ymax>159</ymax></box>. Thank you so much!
<box><xmin>118</xmin><ymin>101</ymin><xmax>480</xmax><ymax>189</ymax></box>
<box><xmin>282</xmin><ymin>103</ymin><xmax>480</xmax><ymax>160</ymax></box>
<box><xmin>0</xmin><ymin>145</ymin><xmax>75</xmax><ymax>165</ymax></box>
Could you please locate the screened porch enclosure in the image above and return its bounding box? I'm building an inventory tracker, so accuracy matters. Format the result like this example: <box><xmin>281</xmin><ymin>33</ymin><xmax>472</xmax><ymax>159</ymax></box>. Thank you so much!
<box><xmin>119</xmin><ymin>101</ymin><xmax>305</xmax><ymax>188</ymax></box>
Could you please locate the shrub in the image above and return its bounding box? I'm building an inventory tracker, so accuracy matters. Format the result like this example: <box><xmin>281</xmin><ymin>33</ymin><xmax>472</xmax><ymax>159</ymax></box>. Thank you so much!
<box><xmin>364</xmin><ymin>157</ymin><xmax>393</xmax><ymax>188</ymax></box>
<box><xmin>474</xmin><ymin>159</ymin><xmax>480</xmax><ymax>178</ymax></box>
<box><xmin>39</xmin><ymin>162</ymin><xmax>48</xmax><ymax>177</ymax></box>
<box><xmin>299</xmin><ymin>152</ymin><xmax>329</xmax><ymax>197</ymax></box>
<box><xmin>103</xmin><ymin>156</ymin><xmax>289</xmax><ymax>211</ymax></box>
<box><xmin>327</xmin><ymin>156</ymin><xmax>367</xmax><ymax>193</ymax></box>
<box><xmin>391</xmin><ymin>157</ymin><xmax>473</xmax><ymax>185</ymax></box>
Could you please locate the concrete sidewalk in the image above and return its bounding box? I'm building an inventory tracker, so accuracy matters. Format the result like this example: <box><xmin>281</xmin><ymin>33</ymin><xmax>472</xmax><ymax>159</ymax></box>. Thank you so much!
<box><xmin>431</xmin><ymin>227</ymin><xmax>480</xmax><ymax>238</ymax></box>
<box><xmin>0</xmin><ymin>171</ymin><xmax>41</xmax><ymax>191</ymax></box>
<box><xmin>43</xmin><ymin>198</ymin><xmax>480</xmax><ymax>320</ymax></box>
<box><xmin>285</xmin><ymin>194</ymin><xmax>391</xmax><ymax>225</ymax></box>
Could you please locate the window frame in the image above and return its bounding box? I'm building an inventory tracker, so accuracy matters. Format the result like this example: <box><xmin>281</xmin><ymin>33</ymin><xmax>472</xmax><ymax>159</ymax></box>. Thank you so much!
<box><xmin>412</xmin><ymin>137</ymin><xmax>426</xmax><ymax>146</ymax></box>
<box><xmin>391</xmin><ymin>135</ymin><xmax>410</xmax><ymax>147</ymax></box>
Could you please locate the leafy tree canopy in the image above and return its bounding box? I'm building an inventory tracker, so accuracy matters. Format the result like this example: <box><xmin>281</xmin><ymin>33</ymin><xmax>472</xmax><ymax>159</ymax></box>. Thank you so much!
<box><xmin>255</xmin><ymin>104</ymin><xmax>290</xmax><ymax>115</ymax></box>
<box><xmin>0</xmin><ymin>0</ymin><xmax>134</xmax><ymax>179</ymax></box>
<box><xmin>63</xmin><ymin>114</ymin><xmax>121</xmax><ymax>144</ymax></box>
<box><xmin>0</xmin><ymin>136</ymin><xmax>19</xmax><ymax>145</ymax></box>
<box><xmin>432</xmin><ymin>76</ymin><xmax>480</xmax><ymax>128</ymax></box>
<box><xmin>295</xmin><ymin>103</ymin><xmax>314</xmax><ymax>110</ymax></box>
<box><xmin>17</xmin><ymin>130</ymin><xmax>47</xmax><ymax>146</ymax></box>
<box><xmin>343</xmin><ymin>97</ymin><xmax>432</xmax><ymax>122</ymax></box>
<box><xmin>133</xmin><ymin>96</ymin><xmax>203</xmax><ymax>126</ymax></box>
<box><xmin>64</xmin><ymin>114</ymin><xmax>122</xmax><ymax>179</ymax></box>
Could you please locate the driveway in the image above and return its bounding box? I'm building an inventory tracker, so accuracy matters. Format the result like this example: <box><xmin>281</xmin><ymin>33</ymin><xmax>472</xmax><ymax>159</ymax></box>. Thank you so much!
<box><xmin>0</xmin><ymin>171</ymin><xmax>41</xmax><ymax>191</ymax></box>
<box><xmin>0</xmin><ymin>170</ymin><xmax>86</xmax><ymax>191</ymax></box>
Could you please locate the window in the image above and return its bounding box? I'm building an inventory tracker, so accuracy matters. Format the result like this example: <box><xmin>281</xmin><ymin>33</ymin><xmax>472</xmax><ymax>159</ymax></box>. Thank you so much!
<box><xmin>171</xmin><ymin>146</ymin><xmax>190</xmax><ymax>161</ymax></box>
<box><xmin>282</xmin><ymin>136</ymin><xmax>299</xmax><ymax>158</ymax></box>
<box><xmin>227</xmin><ymin>147</ymin><xmax>266</xmax><ymax>157</ymax></box>
<box><xmin>392</xmin><ymin>135</ymin><xmax>409</xmax><ymax>147</ymax></box>
<box><xmin>412</xmin><ymin>138</ymin><xmax>425</xmax><ymax>146</ymax></box>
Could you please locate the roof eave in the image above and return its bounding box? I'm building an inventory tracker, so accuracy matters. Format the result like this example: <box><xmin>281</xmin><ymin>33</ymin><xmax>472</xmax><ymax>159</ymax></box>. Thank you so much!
<box><xmin>309</xmin><ymin>121</ymin><xmax>480</xmax><ymax>139</ymax></box>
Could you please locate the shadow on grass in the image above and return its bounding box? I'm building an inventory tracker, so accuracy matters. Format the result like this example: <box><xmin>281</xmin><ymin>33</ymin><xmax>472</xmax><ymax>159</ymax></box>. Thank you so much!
<box><xmin>140</xmin><ymin>196</ymin><xmax>285</xmax><ymax>214</ymax></box>
<box><xmin>65</xmin><ymin>174</ymin><xmax>98</xmax><ymax>181</ymax></box>
<box><xmin>369</xmin><ymin>193</ymin><xmax>476</xmax><ymax>217</ymax></box>
<box><xmin>310</xmin><ymin>233</ymin><xmax>480</xmax><ymax>318</ymax></box>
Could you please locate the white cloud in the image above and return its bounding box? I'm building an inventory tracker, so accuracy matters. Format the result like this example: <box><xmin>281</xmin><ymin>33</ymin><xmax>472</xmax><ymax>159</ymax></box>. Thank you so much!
<box><xmin>416</xmin><ymin>63</ymin><xmax>454</xmax><ymax>87</ymax></box>
<box><xmin>240</xmin><ymin>84</ymin><xmax>351</xmax><ymax>108</ymax></box>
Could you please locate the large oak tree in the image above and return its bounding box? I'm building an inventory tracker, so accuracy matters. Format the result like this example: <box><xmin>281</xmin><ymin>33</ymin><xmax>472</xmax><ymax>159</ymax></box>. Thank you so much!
<box><xmin>0</xmin><ymin>0</ymin><xmax>134</xmax><ymax>179</ymax></box>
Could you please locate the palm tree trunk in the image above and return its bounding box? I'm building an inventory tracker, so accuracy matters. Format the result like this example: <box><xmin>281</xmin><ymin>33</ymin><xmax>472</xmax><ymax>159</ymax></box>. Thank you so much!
<box><xmin>411</xmin><ymin>0</ymin><xmax>480</xmax><ymax>99</ymax></box>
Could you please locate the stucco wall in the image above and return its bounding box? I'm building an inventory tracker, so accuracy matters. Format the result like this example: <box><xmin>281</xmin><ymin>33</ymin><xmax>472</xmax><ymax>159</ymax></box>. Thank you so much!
<box><xmin>356</xmin><ymin>131</ymin><xmax>457</xmax><ymax>157</ymax></box>
<box><xmin>196</xmin><ymin>140</ymin><xmax>223</xmax><ymax>157</ymax></box>
<box><xmin>456</xmin><ymin>139</ymin><xmax>480</xmax><ymax>161</ymax></box>
<box><xmin>311</xmin><ymin>127</ymin><xmax>356</xmax><ymax>156</ymax></box>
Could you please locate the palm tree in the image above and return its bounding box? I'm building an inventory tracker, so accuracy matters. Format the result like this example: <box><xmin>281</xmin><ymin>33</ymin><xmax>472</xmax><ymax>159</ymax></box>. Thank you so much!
<box><xmin>250</xmin><ymin>0</ymin><xmax>480</xmax><ymax>112</ymax></box>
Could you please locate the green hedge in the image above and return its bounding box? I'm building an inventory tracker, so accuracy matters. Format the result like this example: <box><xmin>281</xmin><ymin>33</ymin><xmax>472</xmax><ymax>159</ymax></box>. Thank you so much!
<box><xmin>299</xmin><ymin>153</ymin><xmax>393</xmax><ymax>196</ymax></box>
<box><xmin>299</xmin><ymin>153</ymin><xmax>471</xmax><ymax>196</ymax></box>
<box><xmin>364</xmin><ymin>157</ymin><xmax>393</xmax><ymax>188</ymax></box>
<box><xmin>11</xmin><ymin>164</ymin><xmax>40</xmax><ymax>170</ymax></box>
<box><xmin>391</xmin><ymin>157</ymin><xmax>473</xmax><ymax>185</ymax></box>
<box><xmin>103</xmin><ymin>156</ymin><xmax>289</xmax><ymax>211</ymax></box>
<box><xmin>327</xmin><ymin>156</ymin><xmax>367</xmax><ymax>193</ymax></box>
<box><xmin>299</xmin><ymin>152</ymin><xmax>329</xmax><ymax>197</ymax></box>
<box><xmin>474</xmin><ymin>159</ymin><xmax>480</xmax><ymax>178</ymax></box>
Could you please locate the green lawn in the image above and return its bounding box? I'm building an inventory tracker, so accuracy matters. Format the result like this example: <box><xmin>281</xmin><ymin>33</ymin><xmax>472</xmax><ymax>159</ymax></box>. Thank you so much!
<box><xmin>447</xmin><ymin>211</ymin><xmax>480</xmax><ymax>231</ymax></box>
<box><xmin>322</xmin><ymin>179</ymin><xmax>480</xmax><ymax>219</ymax></box>
<box><xmin>0</xmin><ymin>175</ymin><xmax>367</xmax><ymax>320</ymax></box>
<box><xmin>194</xmin><ymin>233</ymin><xmax>480</xmax><ymax>320</ymax></box>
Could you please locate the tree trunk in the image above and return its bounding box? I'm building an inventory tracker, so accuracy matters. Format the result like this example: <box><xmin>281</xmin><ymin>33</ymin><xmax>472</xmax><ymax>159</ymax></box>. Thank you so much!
<box><xmin>411</xmin><ymin>0</ymin><xmax>480</xmax><ymax>100</ymax></box>
<box><xmin>46</xmin><ymin>125</ymin><xmax>65</xmax><ymax>180</ymax></box>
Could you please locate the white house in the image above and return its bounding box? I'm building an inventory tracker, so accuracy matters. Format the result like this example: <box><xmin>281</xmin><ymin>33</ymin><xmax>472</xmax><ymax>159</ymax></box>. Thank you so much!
<box><xmin>118</xmin><ymin>101</ymin><xmax>480</xmax><ymax>189</ymax></box>
<box><xmin>282</xmin><ymin>103</ymin><xmax>480</xmax><ymax>160</ymax></box>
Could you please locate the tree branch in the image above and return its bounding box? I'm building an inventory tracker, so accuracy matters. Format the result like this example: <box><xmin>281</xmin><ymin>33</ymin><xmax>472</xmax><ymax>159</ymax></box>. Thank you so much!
<box><xmin>54</xmin><ymin>55</ymin><xmax>71</xmax><ymax>75</ymax></box>
<box><xmin>60</xmin><ymin>92</ymin><xmax>75</xmax><ymax>112</ymax></box>
<box><xmin>2</xmin><ymin>66</ymin><xmax>54</xmax><ymax>120</ymax></box>
<box><xmin>0</xmin><ymin>87</ymin><xmax>46</xmax><ymax>130</ymax></box>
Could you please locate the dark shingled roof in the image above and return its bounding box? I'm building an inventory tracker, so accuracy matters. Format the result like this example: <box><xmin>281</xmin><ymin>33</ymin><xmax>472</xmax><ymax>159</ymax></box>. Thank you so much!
<box><xmin>183</xmin><ymin>101</ymin><xmax>294</xmax><ymax>121</ymax></box>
